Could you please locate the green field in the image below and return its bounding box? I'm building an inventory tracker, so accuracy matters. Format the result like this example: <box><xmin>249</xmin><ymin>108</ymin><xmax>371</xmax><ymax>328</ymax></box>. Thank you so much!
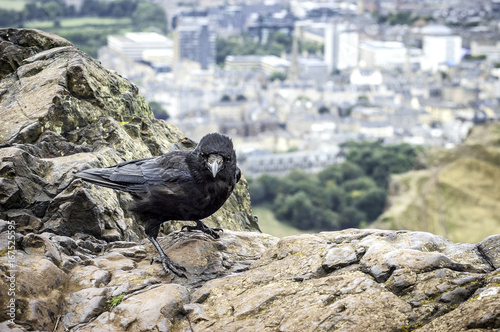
<box><xmin>24</xmin><ymin>17</ymin><xmax>132</xmax><ymax>29</ymax></box>
<box><xmin>23</xmin><ymin>16</ymin><xmax>133</xmax><ymax>57</ymax></box>
<box><xmin>0</xmin><ymin>0</ymin><xmax>29</xmax><ymax>11</ymax></box>
<box><xmin>253</xmin><ymin>206</ymin><xmax>313</xmax><ymax>238</ymax></box>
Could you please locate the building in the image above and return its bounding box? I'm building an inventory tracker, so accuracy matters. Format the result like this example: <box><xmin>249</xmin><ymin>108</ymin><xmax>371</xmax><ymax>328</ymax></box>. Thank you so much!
<box><xmin>294</xmin><ymin>20</ymin><xmax>327</xmax><ymax>45</ymax></box>
<box><xmin>260</xmin><ymin>56</ymin><xmax>290</xmax><ymax>75</ymax></box>
<box><xmin>298</xmin><ymin>58</ymin><xmax>329</xmax><ymax>81</ymax></box>
<box><xmin>350</xmin><ymin>68</ymin><xmax>383</xmax><ymax>85</ymax></box>
<box><xmin>225</xmin><ymin>56</ymin><xmax>263</xmax><ymax>71</ymax></box>
<box><xmin>244</xmin><ymin>148</ymin><xmax>346</xmax><ymax>177</ymax></box>
<box><xmin>358</xmin><ymin>40</ymin><xmax>407</xmax><ymax>69</ymax></box>
<box><xmin>107</xmin><ymin>32</ymin><xmax>173</xmax><ymax>62</ymax></box>
<box><xmin>470</xmin><ymin>40</ymin><xmax>500</xmax><ymax>62</ymax></box>
<box><xmin>246</xmin><ymin>10</ymin><xmax>295</xmax><ymax>42</ymax></box>
<box><xmin>421</xmin><ymin>25</ymin><xmax>463</xmax><ymax>71</ymax></box>
<box><xmin>324</xmin><ymin>21</ymin><xmax>359</xmax><ymax>73</ymax></box>
<box><xmin>224</xmin><ymin>55</ymin><xmax>289</xmax><ymax>75</ymax></box>
<box><xmin>359</xmin><ymin>121</ymin><xmax>394</xmax><ymax>139</ymax></box>
<box><xmin>174</xmin><ymin>18</ymin><xmax>216</xmax><ymax>70</ymax></box>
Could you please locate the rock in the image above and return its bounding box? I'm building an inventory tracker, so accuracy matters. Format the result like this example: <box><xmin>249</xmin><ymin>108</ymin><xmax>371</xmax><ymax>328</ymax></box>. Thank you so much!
<box><xmin>0</xmin><ymin>28</ymin><xmax>258</xmax><ymax>241</ymax></box>
<box><xmin>2</xmin><ymin>227</ymin><xmax>500</xmax><ymax>331</ymax></box>
<box><xmin>477</xmin><ymin>234</ymin><xmax>500</xmax><ymax>269</ymax></box>
<box><xmin>61</xmin><ymin>287</ymin><xmax>111</xmax><ymax>328</ymax></box>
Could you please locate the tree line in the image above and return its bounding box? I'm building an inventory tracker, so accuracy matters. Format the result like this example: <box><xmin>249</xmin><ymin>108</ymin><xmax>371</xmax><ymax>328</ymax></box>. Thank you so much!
<box><xmin>247</xmin><ymin>141</ymin><xmax>422</xmax><ymax>231</ymax></box>
<box><xmin>216</xmin><ymin>32</ymin><xmax>323</xmax><ymax>66</ymax></box>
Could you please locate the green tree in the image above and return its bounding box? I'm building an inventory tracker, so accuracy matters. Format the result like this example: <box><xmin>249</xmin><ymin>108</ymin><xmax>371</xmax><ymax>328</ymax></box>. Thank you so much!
<box><xmin>269</xmin><ymin>71</ymin><xmax>286</xmax><ymax>82</ymax></box>
<box><xmin>354</xmin><ymin>188</ymin><xmax>387</xmax><ymax>221</ymax></box>
<box><xmin>0</xmin><ymin>9</ymin><xmax>23</xmax><ymax>27</ymax></box>
<box><xmin>325</xmin><ymin>186</ymin><xmax>346</xmax><ymax>212</ymax></box>
<box><xmin>274</xmin><ymin>192</ymin><xmax>339</xmax><ymax>230</ymax></box>
<box><xmin>132</xmin><ymin>2</ymin><xmax>167</xmax><ymax>33</ymax></box>
<box><xmin>220</xmin><ymin>95</ymin><xmax>231</xmax><ymax>102</ymax></box>
<box><xmin>318</xmin><ymin>162</ymin><xmax>365</xmax><ymax>185</ymax></box>
<box><xmin>318</xmin><ymin>106</ymin><xmax>330</xmax><ymax>114</ymax></box>
<box><xmin>300</xmin><ymin>40</ymin><xmax>323</xmax><ymax>55</ymax></box>
<box><xmin>149</xmin><ymin>101</ymin><xmax>169</xmax><ymax>120</ymax></box>
<box><xmin>340</xmin><ymin>206</ymin><xmax>366</xmax><ymax>228</ymax></box>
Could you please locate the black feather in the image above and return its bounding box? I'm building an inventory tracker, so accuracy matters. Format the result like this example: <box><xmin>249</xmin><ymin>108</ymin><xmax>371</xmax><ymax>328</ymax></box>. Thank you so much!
<box><xmin>73</xmin><ymin>133</ymin><xmax>241</xmax><ymax>276</ymax></box>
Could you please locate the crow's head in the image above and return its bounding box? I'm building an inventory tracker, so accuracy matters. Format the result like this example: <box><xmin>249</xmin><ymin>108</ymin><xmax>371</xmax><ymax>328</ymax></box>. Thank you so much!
<box><xmin>194</xmin><ymin>133</ymin><xmax>237</xmax><ymax>178</ymax></box>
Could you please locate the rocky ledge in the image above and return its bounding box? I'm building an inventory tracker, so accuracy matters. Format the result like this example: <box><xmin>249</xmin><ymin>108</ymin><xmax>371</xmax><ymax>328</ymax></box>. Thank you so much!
<box><xmin>0</xmin><ymin>228</ymin><xmax>499</xmax><ymax>331</ymax></box>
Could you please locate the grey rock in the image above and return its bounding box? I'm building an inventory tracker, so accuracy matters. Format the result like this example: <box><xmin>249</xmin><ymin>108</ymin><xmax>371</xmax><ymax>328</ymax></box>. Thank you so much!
<box><xmin>478</xmin><ymin>234</ymin><xmax>500</xmax><ymax>269</ymax></box>
<box><xmin>2</xmin><ymin>228</ymin><xmax>500</xmax><ymax>331</ymax></box>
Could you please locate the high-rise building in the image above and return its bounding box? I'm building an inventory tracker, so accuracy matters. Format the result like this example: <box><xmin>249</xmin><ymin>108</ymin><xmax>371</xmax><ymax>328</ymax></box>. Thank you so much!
<box><xmin>421</xmin><ymin>25</ymin><xmax>462</xmax><ymax>71</ymax></box>
<box><xmin>324</xmin><ymin>22</ymin><xmax>359</xmax><ymax>73</ymax></box>
<box><xmin>359</xmin><ymin>41</ymin><xmax>407</xmax><ymax>69</ymax></box>
<box><xmin>173</xmin><ymin>18</ymin><xmax>216</xmax><ymax>70</ymax></box>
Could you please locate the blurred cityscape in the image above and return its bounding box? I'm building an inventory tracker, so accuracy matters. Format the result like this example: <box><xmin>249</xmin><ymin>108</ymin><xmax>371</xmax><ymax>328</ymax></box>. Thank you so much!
<box><xmin>19</xmin><ymin>0</ymin><xmax>500</xmax><ymax>176</ymax></box>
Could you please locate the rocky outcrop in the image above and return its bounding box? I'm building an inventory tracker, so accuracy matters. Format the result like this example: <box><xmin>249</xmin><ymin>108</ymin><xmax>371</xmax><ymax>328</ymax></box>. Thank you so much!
<box><xmin>1</xmin><ymin>29</ymin><xmax>499</xmax><ymax>332</ymax></box>
<box><xmin>1</xmin><ymin>228</ymin><xmax>499</xmax><ymax>331</ymax></box>
<box><xmin>0</xmin><ymin>28</ymin><xmax>258</xmax><ymax>242</ymax></box>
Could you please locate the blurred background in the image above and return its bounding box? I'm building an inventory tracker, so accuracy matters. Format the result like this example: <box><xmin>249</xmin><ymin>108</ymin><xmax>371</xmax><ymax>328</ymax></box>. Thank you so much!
<box><xmin>2</xmin><ymin>0</ymin><xmax>500</xmax><ymax>242</ymax></box>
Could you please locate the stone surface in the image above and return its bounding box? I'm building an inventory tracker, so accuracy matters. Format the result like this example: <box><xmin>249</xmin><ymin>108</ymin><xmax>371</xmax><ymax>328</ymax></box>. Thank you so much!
<box><xmin>1</xmin><ymin>229</ymin><xmax>500</xmax><ymax>331</ymax></box>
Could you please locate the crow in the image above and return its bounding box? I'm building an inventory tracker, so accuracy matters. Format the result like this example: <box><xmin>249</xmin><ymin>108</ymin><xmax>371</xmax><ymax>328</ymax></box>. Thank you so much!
<box><xmin>74</xmin><ymin>133</ymin><xmax>241</xmax><ymax>277</ymax></box>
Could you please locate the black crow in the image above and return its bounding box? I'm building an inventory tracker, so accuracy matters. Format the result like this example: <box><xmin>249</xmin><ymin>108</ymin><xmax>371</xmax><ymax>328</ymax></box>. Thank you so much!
<box><xmin>74</xmin><ymin>133</ymin><xmax>241</xmax><ymax>277</ymax></box>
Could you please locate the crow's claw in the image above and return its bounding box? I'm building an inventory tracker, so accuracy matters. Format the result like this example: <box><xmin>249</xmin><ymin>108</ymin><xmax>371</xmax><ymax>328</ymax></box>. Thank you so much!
<box><xmin>182</xmin><ymin>220</ymin><xmax>223</xmax><ymax>239</ymax></box>
<box><xmin>151</xmin><ymin>256</ymin><xmax>187</xmax><ymax>278</ymax></box>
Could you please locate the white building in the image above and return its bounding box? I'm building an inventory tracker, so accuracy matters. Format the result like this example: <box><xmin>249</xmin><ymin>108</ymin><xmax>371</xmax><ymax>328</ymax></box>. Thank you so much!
<box><xmin>107</xmin><ymin>32</ymin><xmax>173</xmax><ymax>62</ymax></box>
<box><xmin>358</xmin><ymin>40</ymin><xmax>407</xmax><ymax>69</ymax></box>
<box><xmin>359</xmin><ymin>121</ymin><xmax>394</xmax><ymax>139</ymax></box>
<box><xmin>324</xmin><ymin>22</ymin><xmax>359</xmax><ymax>73</ymax></box>
<box><xmin>421</xmin><ymin>25</ymin><xmax>462</xmax><ymax>71</ymax></box>
<box><xmin>298</xmin><ymin>58</ymin><xmax>329</xmax><ymax>81</ymax></box>
<box><xmin>350</xmin><ymin>68</ymin><xmax>383</xmax><ymax>85</ymax></box>
<box><xmin>225</xmin><ymin>55</ymin><xmax>290</xmax><ymax>75</ymax></box>
<box><xmin>470</xmin><ymin>40</ymin><xmax>500</xmax><ymax>62</ymax></box>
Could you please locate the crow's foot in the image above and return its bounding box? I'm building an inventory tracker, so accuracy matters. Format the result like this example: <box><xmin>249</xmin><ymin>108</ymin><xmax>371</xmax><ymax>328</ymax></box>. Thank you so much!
<box><xmin>181</xmin><ymin>220</ymin><xmax>223</xmax><ymax>239</ymax></box>
<box><xmin>150</xmin><ymin>256</ymin><xmax>187</xmax><ymax>278</ymax></box>
<box><xmin>147</xmin><ymin>235</ymin><xmax>187</xmax><ymax>278</ymax></box>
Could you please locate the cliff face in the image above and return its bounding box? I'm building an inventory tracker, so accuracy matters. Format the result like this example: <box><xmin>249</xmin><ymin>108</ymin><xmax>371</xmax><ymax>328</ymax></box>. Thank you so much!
<box><xmin>1</xmin><ymin>29</ymin><xmax>500</xmax><ymax>332</ymax></box>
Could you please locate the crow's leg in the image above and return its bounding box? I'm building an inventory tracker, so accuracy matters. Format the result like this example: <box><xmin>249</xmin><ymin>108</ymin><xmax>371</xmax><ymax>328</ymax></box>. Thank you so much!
<box><xmin>181</xmin><ymin>220</ymin><xmax>223</xmax><ymax>239</ymax></box>
<box><xmin>147</xmin><ymin>236</ymin><xmax>186</xmax><ymax>278</ymax></box>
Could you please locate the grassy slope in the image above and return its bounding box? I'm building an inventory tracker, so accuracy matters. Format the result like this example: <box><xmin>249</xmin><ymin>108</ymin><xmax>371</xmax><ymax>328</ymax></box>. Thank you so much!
<box><xmin>253</xmin><ymin>207</ymin><xmax>312</xmax><ymax>238</ymax></box>
<box><xmin>372</xmin><ymin>123</ymin><xmax>500</xmax><ymax>243</ymax></box>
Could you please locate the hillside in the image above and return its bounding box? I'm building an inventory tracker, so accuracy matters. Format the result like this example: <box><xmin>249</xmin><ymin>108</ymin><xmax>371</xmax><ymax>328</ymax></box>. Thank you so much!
<box><xmin>373</xmin><ymin>122</ymin><xmax>500</xmax><ymax>243</ymax></box>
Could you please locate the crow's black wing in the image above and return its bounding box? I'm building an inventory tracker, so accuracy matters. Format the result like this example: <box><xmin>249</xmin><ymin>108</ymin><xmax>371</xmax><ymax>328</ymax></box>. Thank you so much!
<box><xmin>74</xmin><ymin>151</ymin><xmax>193</xmax><ymax>194</ymax></box>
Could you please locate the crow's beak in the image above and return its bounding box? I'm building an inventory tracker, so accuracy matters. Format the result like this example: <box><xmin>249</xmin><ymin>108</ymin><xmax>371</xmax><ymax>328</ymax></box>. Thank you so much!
<box><xmin>207</xmin><ymin>154</ymin><xmax>223</xmax><ymax>177</ymax></box>
<box><xmin>210</xmin><ymin>161</ymin><xmax>219</xmax><ymax>177</ymax></box>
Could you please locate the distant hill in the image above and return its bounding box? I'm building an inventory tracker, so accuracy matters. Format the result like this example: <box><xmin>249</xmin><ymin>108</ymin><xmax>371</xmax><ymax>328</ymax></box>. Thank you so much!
<box><xmin>373</xmin><ymin>122</ymin><xmax>500</xmax><ymax>243</ymax></box>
